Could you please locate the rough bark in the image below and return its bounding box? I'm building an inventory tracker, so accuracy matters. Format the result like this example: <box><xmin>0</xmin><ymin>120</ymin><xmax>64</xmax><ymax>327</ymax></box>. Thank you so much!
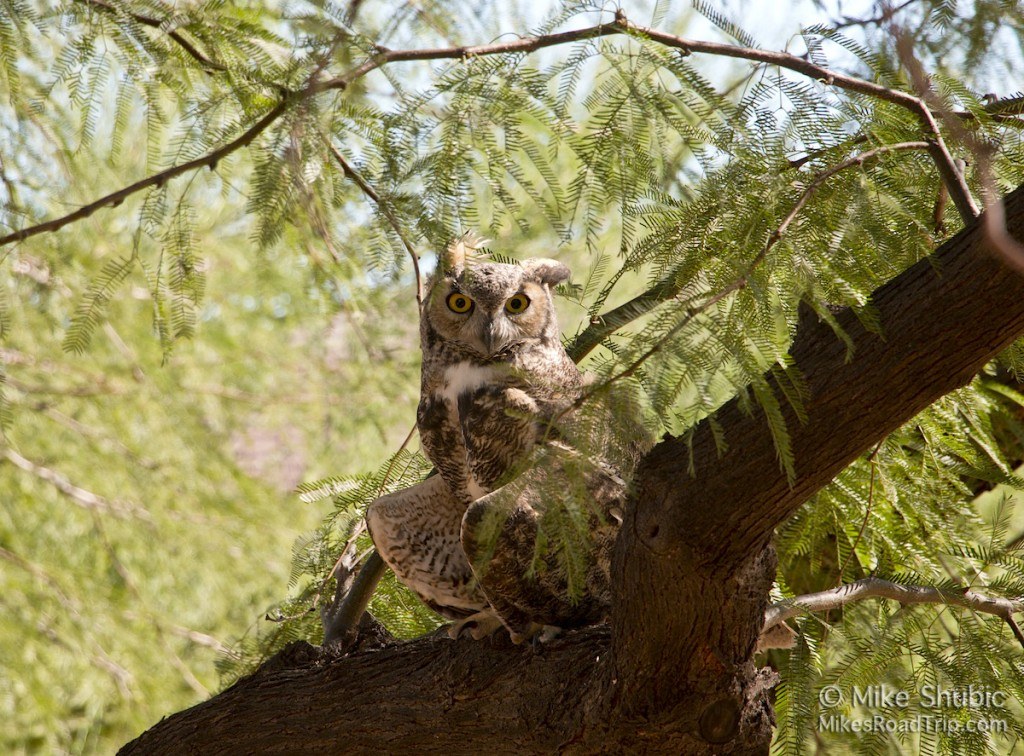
<box><xmin>123</xmin><ymin>184</ymin><xmax>1024</xmax><ymax>754</ymax></box>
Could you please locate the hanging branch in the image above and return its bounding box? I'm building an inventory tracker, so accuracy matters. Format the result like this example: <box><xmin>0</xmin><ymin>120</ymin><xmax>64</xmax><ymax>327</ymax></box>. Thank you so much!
<box><xmin>892</xmin><ymin>30</ymin><xmax>1024</xmax><ymax>274</ymax></box>
<box><xmin>0</xmin><ymin>100</ymin><xmax>289</xmax><ymax>248</ymax></box>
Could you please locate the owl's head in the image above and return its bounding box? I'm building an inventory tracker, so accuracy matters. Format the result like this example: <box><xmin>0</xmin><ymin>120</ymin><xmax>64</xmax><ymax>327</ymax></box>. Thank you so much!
<box><xmin>423</xmin><ymin>235</ymin><xmax>571</xmax><ymax>360</ymax></box>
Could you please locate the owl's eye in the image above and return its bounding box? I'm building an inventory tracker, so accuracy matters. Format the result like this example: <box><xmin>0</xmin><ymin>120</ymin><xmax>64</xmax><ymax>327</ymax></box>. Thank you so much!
<box><xmin>504</xmin><ymin>293</ymin><xmax>530</xmax><ymax>314</ymax></box>
<box><xmin>446</xmin><ymin>292</ymin><xmax>474</xmax><ymax>314</ymax></box>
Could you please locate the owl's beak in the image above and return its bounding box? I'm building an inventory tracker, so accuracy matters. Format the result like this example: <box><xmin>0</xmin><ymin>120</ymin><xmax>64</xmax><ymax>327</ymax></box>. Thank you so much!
<box><xmin>483</xmin><ymin>320</ymin><xmax>502</xmax><ymax>356</ymax></box>
<box><xmin>481</xmin><ymin>317</ymin><xmax>509</xmax><ymax>354</ymax></box>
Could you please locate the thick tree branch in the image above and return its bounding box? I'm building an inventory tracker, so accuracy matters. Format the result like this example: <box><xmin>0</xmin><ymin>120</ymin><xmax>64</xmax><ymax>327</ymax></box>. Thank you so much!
<box><xmin>120</xmin><ymin>629</ymin><xmax>613</xmax><ymax>754</ymax></box>
<box><xmin>633</xmin><ymin>181</ymin><xmax>1024</xmax><ymax>573</ymax></box>
<box><xmin>609</xmin><ymin>180</ymin><xmax>1024</xmax><ymax>716</ymax></box>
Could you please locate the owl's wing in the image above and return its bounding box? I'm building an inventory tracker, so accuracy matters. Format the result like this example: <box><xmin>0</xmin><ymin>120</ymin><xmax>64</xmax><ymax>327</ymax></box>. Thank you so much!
<box><xmin>366</xmin><ymin>473</ymin><xmax>489</xmax><ymax>619</ymax></box>
<box><xmin>459</xmin><ymin>447</ymin><xmax>627</xmax><ymax>642</ymax></box>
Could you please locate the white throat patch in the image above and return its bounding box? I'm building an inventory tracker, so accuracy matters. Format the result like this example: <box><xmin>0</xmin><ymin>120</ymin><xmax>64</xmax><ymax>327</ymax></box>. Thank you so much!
<box><xmin>437</xmin><ymin>362</ymin><xmax>498</xmax><ymax>404</ymax></box>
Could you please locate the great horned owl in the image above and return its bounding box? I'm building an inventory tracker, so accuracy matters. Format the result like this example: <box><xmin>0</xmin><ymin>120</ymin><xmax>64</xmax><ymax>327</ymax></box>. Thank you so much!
<box><xmin>366</xmin><ymin>235</ymin><xmax>630</xmax><ymax>642</ymax></box>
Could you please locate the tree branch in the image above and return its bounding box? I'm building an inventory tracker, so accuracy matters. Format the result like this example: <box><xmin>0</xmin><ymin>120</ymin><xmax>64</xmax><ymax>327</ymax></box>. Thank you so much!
<box><xmin>2</xmin><ymin>448</ymin><xmax>151</xmax><ymax>520</ymax></box>
<box><xmin>316</xmin><ymin>13</ymin><xmax>979</xmax><ymax>224</ymax></box>
<box><xmin>4</xmin><ymin>12</ymin><xmax>985</xmax><ymax>251</ymax></box>
<box><xmin>0</xmin><ymin>100</ymin><xmax>289</xmax><ymax>248</ymax></box>
<box><xmin>325</xmin><ymin>140</ymin><xmax>424</xmax><ymax>307</ymax></box>
<box><xmin>763</xmin><ymin>577</ymin><xmax>1024</xmax><ymax>635</ymax></box>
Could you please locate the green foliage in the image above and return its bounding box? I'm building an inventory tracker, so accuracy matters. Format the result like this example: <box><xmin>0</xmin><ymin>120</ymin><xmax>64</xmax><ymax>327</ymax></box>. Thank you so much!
<box><xmin>773</xmin><ymin>383</ymin><xmax>1024</xmax><ymax>753</ymax></box>
<box><xmin>2</xmin><ymin>0</ymin><xmax>1024</xmax><ymax>753</ymax></box>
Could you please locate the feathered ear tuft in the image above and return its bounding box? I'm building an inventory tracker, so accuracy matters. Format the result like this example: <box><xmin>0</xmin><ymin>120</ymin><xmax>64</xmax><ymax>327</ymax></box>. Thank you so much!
<box><xmin>520</xmin><ymin>258</ymin><xmax>571</xmax><ymax>287</ymax></box>
<box><xmin>442</xmin><ymin>231</ymin><xmax>488</xmax><ymax>272</ymax></box>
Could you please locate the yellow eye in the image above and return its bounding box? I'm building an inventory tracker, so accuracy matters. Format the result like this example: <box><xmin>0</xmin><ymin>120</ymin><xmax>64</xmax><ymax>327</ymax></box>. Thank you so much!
<box><xmin>504</xmin><ymin>293</ymin><xmax>530</xmax><ymax>314</ymax></box>
<box><xmin>447</xmin><ymin>292</ymin><xmax>474</xmax><ymax>313</ymax></box>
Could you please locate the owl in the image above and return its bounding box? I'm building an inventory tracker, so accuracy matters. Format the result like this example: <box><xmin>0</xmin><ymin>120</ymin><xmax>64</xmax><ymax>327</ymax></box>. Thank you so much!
<box><xmin>366</xmin><ymin>234</ymin><xmax>631</xmax><ymax>642</ymax></box>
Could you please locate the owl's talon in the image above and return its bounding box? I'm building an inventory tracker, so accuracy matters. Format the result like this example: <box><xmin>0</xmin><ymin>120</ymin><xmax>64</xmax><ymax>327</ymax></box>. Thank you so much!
<box><xmin>447</xmin><ymin>611</ymin><xmax>504</xmax><ymax>640</ymax></box>
<box><xmin>509</xmin><ymin>623</ymin><xmax>562</xmax><ymax>646</ymax></box>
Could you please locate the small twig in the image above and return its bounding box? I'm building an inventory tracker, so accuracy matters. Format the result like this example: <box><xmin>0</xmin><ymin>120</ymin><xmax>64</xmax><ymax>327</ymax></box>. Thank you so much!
<box><xmin>78</xmin><ymin>0</ymin><xmax>226</xmax><ymax>73</ymax></box>
<box><xmin>325</xmin><ymin>141</ymin><xmax>423</xmax><ymax>307</ymax></box>
<box><xmin>828</xmin><ymin>0</ymin><xmax>920</xmax><ymax>33</ymax></box>
<box><xmin>344</xmin><ymin>0</ymin><xmax>367</xmax><ymax>27</ymax></box>
<box><xmin>764</xmin><ymin>576</ymin><xmax>1024</xmax><ymax>637</ymax></box>
<box><xmin>1006</xmin><ymin>615</ymin><xmax>1024</xmax><ymax>650</ymax></box>
<box><xmin>836</xmin><ymin>441</ymin><xmax>883</xmax><ymax>583</ymax></box>
<box><xmin>788</xmin><ymin>134</ymin><xmax>869</xmax><ymax>170</ymax></box>
<box><xmin>760</xmin><ymin>142</ymin><xmax>932</xmax><ymax>270</ymax></box>
<box><xmin>577</xmin><ymin>281</ymin><xmax>745</xmax><ymax>404</ymax></box>
<box><xmin>2</xmin><ymin>448</ymin><xmax>151</xmax><ymax>520</ymax></box>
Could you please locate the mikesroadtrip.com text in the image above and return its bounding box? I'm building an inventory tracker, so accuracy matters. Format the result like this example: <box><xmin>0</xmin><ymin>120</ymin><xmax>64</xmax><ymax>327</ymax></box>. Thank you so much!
<box><xmin>817</xmin><ymin>684</ymin><xmax>1009</xmax><ymax>736</ymax></box>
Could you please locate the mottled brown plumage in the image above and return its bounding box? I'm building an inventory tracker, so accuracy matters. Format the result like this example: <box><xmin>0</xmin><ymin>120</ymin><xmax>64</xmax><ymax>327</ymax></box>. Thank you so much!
<box><xmin>366</xmin><ymin>234</ymin><xmax>632</xmax><ymax>642</ymax></box>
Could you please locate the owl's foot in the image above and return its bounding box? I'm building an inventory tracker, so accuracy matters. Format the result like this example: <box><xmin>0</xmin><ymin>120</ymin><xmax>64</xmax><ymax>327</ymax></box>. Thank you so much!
<box><xmin>447</xmin><ymin>611</ymin><xmax>504</xmax><ymax>641</ymax></box>
<box><xmin>509</xmin><ymin>623</ymin><xmax>562</xmax><ymax>646</ymax></box>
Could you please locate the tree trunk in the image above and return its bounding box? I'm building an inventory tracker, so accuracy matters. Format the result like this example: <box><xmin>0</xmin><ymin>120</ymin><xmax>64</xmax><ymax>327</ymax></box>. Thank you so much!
<box><xmin>122</xmin><ymin>185</ymin><xmax>1024</xmax><ymax>754</ymax></box>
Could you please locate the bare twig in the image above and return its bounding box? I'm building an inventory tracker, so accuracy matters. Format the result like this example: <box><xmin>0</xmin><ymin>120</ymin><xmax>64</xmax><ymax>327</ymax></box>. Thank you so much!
<box><xmin>836</xmin><ymin>441</ymin><xmax>883</xmax><ymax>583</ymax></box>
<box><xmin>764</xmin><ymin>577</ymin><xmax>1024</xmax><ymax>645</ymax></box>
<box><xmin>344</xmin><ymin>0</ymin><xmax>367</xmax><ymax>27</ymax></box>
<box><xmin>572</xmin><ymin>281</ymin><xmax>746</xmax><ymax>411</ymax></box>
<box><xmin>2</xmin><ymin>448</ymin><xmax>151</xmax><ymax>520</ymax></box>
<box><xmin>1006</xmin><ymin>615</ymin><xmax>1024</xmax><ymax>649</ymax></box>
<box><xmin>829</xmin><ymin>0</ymin><xmax>921</xmax><ymax>33</ymax></box>
<box><xmin>325</xmin><ymin>141</ymin><xmax>423</xmax><ymax>307</ymax></box>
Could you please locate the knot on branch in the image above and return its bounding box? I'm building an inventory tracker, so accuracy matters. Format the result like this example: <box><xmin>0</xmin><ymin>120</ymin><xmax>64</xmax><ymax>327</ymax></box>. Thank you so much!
<box><xmin>699</xmin><ymin>697</ymin><xmax>741</xmax><ymax>744</ymax></box>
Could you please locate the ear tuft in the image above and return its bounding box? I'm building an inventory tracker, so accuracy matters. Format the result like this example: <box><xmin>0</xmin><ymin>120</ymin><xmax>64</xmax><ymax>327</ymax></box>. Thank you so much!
<box><xmin>442</xmin><ymin>231</ymin><xmax>488</xmax><ymax>272</ymax></box>
<box><xmin>520</xmin><ymin>258</ymin><xmax>571</xmax><ymax>287</ymax></box>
